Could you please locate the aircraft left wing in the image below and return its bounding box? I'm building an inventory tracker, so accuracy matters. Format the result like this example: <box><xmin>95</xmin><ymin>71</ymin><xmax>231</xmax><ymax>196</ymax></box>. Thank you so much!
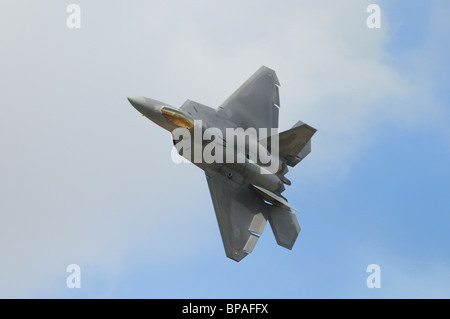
<box><xmin>205</xmin><ymin>171</ymin><xmax>268</xmax><ymax>262</ymax></box>
<box><xmin>217</xmin><ymin>65</ymin><xmax>280</xmax><ymax>130</ymax></box>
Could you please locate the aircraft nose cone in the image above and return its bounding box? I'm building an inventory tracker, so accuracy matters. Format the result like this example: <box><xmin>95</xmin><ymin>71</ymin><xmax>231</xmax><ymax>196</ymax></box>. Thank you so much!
<box><xmin>127</xmin><ymin>96</ymin><xmax>148</xmax><ymax>113</ymax></box>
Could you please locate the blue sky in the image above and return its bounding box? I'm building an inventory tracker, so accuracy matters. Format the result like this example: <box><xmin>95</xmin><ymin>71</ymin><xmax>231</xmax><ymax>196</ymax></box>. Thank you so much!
<box><xmin>0</xmin><ymin>1</ymin><xmax>449</xmax><ymax>298</ymax></box>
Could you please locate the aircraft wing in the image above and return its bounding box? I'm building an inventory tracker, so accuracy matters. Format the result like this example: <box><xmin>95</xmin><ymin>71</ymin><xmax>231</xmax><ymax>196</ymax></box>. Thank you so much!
<box><xmin>217</xmin><ymin>66</ymin><xmax>280</xmax><ymax>130</ymax></box>
<box><xmin>205</xmin><ymin>171</ymin><xmax>268</xmax><ymax>262</ymax></box>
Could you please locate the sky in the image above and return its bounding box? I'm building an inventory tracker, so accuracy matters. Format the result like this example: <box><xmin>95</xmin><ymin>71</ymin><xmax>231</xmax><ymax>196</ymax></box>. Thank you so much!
<box><xmin>0</xmin><ymin>0</ymin><xmax>449</xmax><ymax>298</ymax></box>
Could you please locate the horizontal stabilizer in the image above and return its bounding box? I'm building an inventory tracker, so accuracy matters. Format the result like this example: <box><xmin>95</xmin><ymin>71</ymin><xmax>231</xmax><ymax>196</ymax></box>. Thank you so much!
<box><xmin>251</xmin><ymin>184</ymin><xmax>300</xmax><ymax>213</ymax></box>
<box><xmin>261</xmin><ymin>121</ymin><xmax>316</xmax><ymax>167</ymax></box>
<box><xmin>268</xmin><ymin>205</ymin><xmax>301</xmax><ymax>250</ymax></box>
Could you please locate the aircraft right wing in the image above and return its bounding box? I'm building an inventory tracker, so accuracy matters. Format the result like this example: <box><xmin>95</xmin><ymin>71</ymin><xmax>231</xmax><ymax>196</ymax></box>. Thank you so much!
<box><xmin>205</xmin><ymin>171</ymin><xmax>268</xmax><ymax>262</ymax></box>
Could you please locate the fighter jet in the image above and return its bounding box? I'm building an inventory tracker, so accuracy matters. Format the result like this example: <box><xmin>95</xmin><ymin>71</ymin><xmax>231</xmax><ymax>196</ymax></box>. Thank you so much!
<box><xmin>127</xmin><ymin>66</ymin><xmax>316</xmax><ymax>262</ymax></box>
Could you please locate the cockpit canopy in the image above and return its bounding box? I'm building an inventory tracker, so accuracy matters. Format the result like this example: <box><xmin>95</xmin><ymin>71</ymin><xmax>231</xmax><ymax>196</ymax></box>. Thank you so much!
<box><xmin>161</xmin><ymin>107</ymin><xmax>194</xmax><ymax>129</ymax></box>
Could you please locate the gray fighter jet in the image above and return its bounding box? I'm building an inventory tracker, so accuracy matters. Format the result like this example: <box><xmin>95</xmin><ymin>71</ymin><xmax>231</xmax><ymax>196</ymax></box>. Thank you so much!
<box><xmin>127</xmin><ymin>66</ymin><xmax>316</xmax><ymax>262</ymax></box>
